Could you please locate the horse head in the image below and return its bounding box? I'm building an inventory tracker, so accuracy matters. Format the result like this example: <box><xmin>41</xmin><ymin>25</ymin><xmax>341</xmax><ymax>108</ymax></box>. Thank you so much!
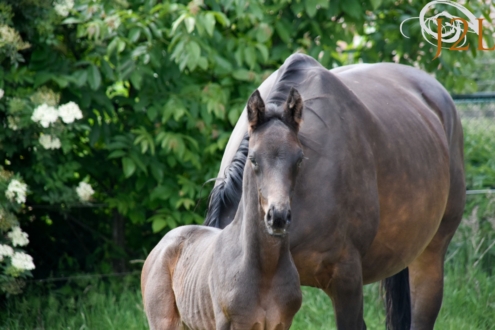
<box><xmin>246</xmin><ymin>87</ymin><xmax>304</xmax><ymax>237</ymax></box>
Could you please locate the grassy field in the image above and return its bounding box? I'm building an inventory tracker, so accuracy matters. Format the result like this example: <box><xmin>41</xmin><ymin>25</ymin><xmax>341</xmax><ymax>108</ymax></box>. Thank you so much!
<box><xmin>1</xmin><ymin>264</ymin><xmax>494</xmax><ymax>330</ymax></box>
<box><xmin>2</xmin><ymin>202</ymin><xmax>495</xmax><ymax>330</ymax></box>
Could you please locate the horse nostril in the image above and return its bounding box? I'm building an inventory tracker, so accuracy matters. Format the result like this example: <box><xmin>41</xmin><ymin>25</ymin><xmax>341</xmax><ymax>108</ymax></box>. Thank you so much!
<box><xmin>267</xmin><ymin>209</ymin><xmax>273</xmax><ymax>222</ymax></box>
<box><xmin>287</xmin><ymin>210</ymin><xmax>291</xmax><ymax>222</ymax></box>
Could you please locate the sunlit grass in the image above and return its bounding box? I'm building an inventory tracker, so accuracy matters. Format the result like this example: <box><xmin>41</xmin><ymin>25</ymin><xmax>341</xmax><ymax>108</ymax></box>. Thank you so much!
<box><xmin>1</xmin><ymin>262</ymin><xmax>494</xmax><ymax>330</ymax></box>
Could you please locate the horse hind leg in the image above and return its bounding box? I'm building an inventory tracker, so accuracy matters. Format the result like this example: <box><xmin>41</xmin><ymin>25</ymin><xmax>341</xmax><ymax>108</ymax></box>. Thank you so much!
<box><xmin>384</xmin><ymin>220</ymin><xmax>459</xmax><ymax>330</ymax></box>
<box><xmin>142</xmin><ymin>272</ymin><xmax>181</xmax><ymax>329</ymax></box>
<box><xmin>407</xmin><ymin>189</ymin><xmax>464</xmax><ymax>330</ymax></box>
<box><xmin>142</xmin><ymin>250</ymin><xmax>182</xmax><ymax>329</ymax></box>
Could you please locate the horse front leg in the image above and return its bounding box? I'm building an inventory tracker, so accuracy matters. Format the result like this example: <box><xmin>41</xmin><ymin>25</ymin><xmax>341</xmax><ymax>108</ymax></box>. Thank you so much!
<box><xmin>323</xmin><ymin>250</ymin><xmax>366</xmax><ymax>330</ymax></box>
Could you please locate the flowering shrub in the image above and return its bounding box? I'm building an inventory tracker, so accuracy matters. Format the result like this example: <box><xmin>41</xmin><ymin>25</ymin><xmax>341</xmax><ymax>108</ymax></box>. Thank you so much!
<box><xmin>0</xmin><ymin>167</ymin><xmax>34</xmax><ymax>295</ymax></box>
<box><xmin>76</xmin><ymin>182</ymin><xmax>94</xmax><ymax>202</ymax></box>
<box><xmin>5</xmin><ymin>179</ymin><xmax>27</xmax><ymax>204</ymax></box>
<box><xmin>38</xmin><ymin>134</ymin><xmax>62</xmax><ymax>150</ymax></box>
<box><xmin>31</xmin><ymin>104</ymin><xmax>59</xmax><ymax>128</ymax></box>
<box><xmin>0</xmin><ymin>13</ymin><xmax>87</xmax><ymax>291</ymax></box>
<box><xmin>0</xmin><ymin>85</ymin><xmax>86</xmax><ymax>294</ymax></box>
<box><xmin>58</xmin><ymin>102</ymin><xmax>83</xmax><ymax>124</ymax></box>
<box><xmin>54</xmin><ymin>0</ymin><xmax>74</xmax><ymax>17</ymax></box>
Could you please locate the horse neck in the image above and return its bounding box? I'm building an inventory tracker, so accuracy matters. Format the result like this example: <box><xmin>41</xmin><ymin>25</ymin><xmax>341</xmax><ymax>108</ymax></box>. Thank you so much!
<box><xmin>236</xmin><ymin>170</ymin><xmax>290</xmax><ymax>274</ymax></box>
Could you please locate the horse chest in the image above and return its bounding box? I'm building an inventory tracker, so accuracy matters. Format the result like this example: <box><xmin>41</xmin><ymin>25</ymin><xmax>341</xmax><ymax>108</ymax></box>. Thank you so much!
<box><xmin>217</xmin><ymin>273</ymin><xmax>302</xmax><ymax>330</ymax></box>
<box><xmin>175</xmin><ymin>277</ymin><xmax>300</xmax><ymax>330</ymax></box>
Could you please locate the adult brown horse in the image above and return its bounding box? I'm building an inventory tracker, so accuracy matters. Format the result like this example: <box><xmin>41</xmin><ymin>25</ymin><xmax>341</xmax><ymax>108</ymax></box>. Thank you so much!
<box><xmin>205</xmin><ymin>54</ymin><xmax>465</xmax><ymax>330</ymax></box>
<box><xmin>141</xmin><ymin>89</ymin><xmax>306</xmax><ymax>329</ymax></box>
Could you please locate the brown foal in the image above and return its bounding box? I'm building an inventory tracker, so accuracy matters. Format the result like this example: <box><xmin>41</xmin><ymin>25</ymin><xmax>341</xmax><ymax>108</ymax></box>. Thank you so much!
<box><xmin>141</xmin><ymin>89</ymin><xmax>305</xmax><ymax>330</ymax></box>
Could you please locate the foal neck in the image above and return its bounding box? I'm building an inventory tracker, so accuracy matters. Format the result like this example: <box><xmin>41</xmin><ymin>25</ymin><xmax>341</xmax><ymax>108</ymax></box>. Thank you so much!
<box><xmin>236</xmin><ymin>169</ymin><xmax>290</xmax><ymax>273</ymax></box>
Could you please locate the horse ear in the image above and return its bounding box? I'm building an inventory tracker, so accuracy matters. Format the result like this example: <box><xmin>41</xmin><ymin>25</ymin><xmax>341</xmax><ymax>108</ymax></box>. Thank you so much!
<box><xmin>247</xmin><ymin>90</ymin><xmax>265</xmax><ymax>133</ymax></box>
<box><xmin>284</xmin><ymin>87</ymin><xmax>303</xmax><ymax>132</ymax></box>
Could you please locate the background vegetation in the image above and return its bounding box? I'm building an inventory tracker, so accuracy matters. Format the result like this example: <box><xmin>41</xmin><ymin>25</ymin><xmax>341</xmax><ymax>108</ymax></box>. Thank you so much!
<box><xmin>3</xmin><ymin>117</ymin><xmax>495</xmax><ymax>328</ymax></box>
<box><xmin>1</xmin><ymin>0</ymin><xmax>495</xmax><ymax>328</ymax></box>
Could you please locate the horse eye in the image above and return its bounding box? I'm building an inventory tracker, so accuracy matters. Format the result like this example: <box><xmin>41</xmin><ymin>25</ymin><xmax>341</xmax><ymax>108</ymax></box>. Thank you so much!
<box><xmin>297</xmin><ymin>158</ymin><xmax>303</xmax><ymax>168</ymax></box>
<box><xmin>250</xmin><ymin>158</ymin><xmax>258</xmax><ymax>167</ymax></box>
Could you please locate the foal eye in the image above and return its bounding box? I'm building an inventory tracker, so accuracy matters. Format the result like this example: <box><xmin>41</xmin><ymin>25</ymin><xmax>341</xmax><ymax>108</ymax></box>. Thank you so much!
<box><xmin>297</xmin><ymin>158</ymin><xmax>303</xmax><ymax>168</ymax></box>
<box><xmin>250</xmin><ymin>158</ymin><xmax>258</xmax><ymax>167</ymax></box>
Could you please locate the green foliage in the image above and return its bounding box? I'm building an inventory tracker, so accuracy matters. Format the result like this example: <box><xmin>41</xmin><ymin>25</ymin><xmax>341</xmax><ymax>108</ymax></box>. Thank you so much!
<box><xmin>464</xmin><ymin>119</ymin><xmax>495</xmax><ymax>190</ymax></box>
<box><xmin>1</xmin><ymin>0</ymin><xmax>494</xmax><ymax>279</ymax></box>
<box><xmin>455</xmin><ymin>119</ymin><xmax>495</xmax><ymax>277</ymax></box>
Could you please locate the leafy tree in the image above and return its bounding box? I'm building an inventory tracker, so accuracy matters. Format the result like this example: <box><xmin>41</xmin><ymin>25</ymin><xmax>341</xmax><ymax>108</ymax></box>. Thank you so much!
<box><xmin>0</xmin><ymin>0</ymin><xmax>493</xmax><ymax>279</ymax></box>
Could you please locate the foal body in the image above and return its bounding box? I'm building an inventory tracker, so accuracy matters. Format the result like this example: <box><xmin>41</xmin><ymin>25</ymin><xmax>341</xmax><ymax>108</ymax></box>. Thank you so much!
<box><xmin>141</xmin><ymin>90</ymin><xmax>304</xmax><ymax>330</ymax></box>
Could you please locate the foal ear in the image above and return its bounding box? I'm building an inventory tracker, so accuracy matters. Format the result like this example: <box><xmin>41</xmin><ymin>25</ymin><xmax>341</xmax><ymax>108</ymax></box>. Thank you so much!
<box><xmin>284</xmin><ymin>87</ymin><xmax>303</xmax><ymax>132</ymax></box>
<box><xmin>247</xmin><ymin>90</ymin><xmax>266</xmax><ymax>133</ymax></box>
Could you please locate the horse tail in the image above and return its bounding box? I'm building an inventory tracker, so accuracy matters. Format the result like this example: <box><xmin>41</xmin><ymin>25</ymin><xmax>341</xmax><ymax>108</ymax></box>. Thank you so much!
<box><xmin>203</xmin><ymin>134</ymin><xmax>249</xmax><ymax>228</ymax></box>
<box><xmin>383</xmin><ymin>267</ymin><xmax>411</xmax><ymax>330</ymax></box>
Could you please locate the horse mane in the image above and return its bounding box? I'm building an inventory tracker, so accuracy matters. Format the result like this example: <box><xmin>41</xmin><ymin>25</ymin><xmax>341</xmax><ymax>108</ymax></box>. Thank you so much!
<box><xmin>266</xmin><ymin>53</ymin><xmax>321</xmax><ymax>107</ymax></box>
<box><xmin>204</xmin><ymin>133</ymin><xmax>249</xmax><ymax>228</ymax></box>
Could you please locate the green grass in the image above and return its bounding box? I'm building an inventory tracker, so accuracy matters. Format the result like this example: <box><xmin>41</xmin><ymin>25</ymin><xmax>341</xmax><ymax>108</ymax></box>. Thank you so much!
<box><xmin>294</xmin><ymin>267</ymin><xmax>495</xmax><ymax>330</ymax></box>
<box><xmin>1</xmin><ymin>265</ymin><xmax>494</xmax><ymax>330</ymax></box>
<box><xmin>0</xmin><ymin>277</ymin><xmax>148</xmax><ymax>330</ymax></box>
<box><xmin>291</xmin><ymin>283</ymin><xmax>386</xmax><ymax>329</ymax></box>
<box><xmin>2</xmin><ymin>211</ymin><xmax>495</xmax><ymax>330</ymax></box>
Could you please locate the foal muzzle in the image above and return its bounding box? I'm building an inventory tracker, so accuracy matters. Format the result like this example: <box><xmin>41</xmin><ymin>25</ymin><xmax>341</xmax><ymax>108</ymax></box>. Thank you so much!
<box><xmin>264</xmin><ymin>205</ymin><xmax>291</xmax><ymax>236</ymax></box>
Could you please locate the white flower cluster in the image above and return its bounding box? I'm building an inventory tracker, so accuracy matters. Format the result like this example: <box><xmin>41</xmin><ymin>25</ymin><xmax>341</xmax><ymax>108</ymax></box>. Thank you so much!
<box><xmin>58</xmin><ymin>101</ymin><xmax>83</xmax><ymax>123</ymax></box>
<box><xmin>31</xmin><ymin>101</ymin><xmax>83</xmax><ymax>127</ymax></box>
<box><xmin>39</xmin><ymin>134</ymin><xmax>62</xmax><ymax>150</ymax></box>
<box><xmin>5</xmin><ymin>179</ymin><xmax>27</xmax><ymax>204</ymax></box>
<box><xmin>8</xmin><ymin>227</ymin><xmax>30</xmax><ymax>247</ymax></box>
<box><xmin>0</xmin><ymin>245</ymin><xmax>35</xmax><ymax>271</ymax></box>
<box><xmin>31</xmin><ymin>104</ymin><xmax>59</xmax><ymax>128</ymax></box>
<box><xmin>0</xmin><ymin>88</ymin><xmax>4</xmax><ymax>99</ymax></box>
<box><xmin>54</xmin><ymin>0</ymin><xmax>75</xmax><ymax>17</ymax></box>
<box><xmin>11</xmin><ymin>251</ymin><xmax>35</xmax><ymax>271</ymax></box>
<box><xmin>0</xmin><ymin>244</ymin><xmax>14</xmax><ymax>262</ymax></box>
<box><xmin>76</xmin><ymin>182</ymin><xmax>94</xmax><ymax>201</ymax></box>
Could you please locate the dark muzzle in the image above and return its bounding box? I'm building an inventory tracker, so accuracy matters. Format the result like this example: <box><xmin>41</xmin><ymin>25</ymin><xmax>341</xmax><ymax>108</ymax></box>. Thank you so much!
<box><xmin>264</xmin><ymin>205</ymin><xmax>291</xmax><ymax>236</ymax></box>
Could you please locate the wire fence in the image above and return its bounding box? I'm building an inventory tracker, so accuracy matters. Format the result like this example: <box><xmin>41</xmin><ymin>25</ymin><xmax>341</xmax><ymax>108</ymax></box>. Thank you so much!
<box><xmin>31</xmin><ymin>271</ymin><xmax>141</xmax><ymax>283</ymax></box>
<box><xmin>454</xmin><ymin>94</ymin><xmax>495</xmax><ymax>131</ymax></box>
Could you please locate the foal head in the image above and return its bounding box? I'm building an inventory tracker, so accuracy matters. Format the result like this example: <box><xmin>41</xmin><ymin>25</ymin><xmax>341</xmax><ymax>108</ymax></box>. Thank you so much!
<box><xmin>246</xmin><ymin>87</ymin><xmax>304</xmax><ymax>237</ymax></box>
